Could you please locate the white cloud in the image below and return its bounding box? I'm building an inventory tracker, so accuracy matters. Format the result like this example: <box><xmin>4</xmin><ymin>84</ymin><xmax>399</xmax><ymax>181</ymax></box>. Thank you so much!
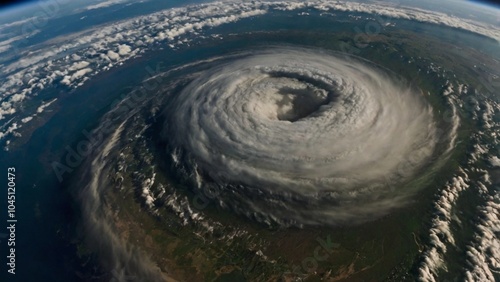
<box><xmin>489</xmin><ymin>156</ymin><xmax>500</xmax><ymax>167</ymax></box>
<box><xmin>0</xmin><ymin>122</ymin><xmax>19</xmax><ymax>140</ymax></box>
<box><xmin>21</xmin><ymin>116</ymin><xmax>33</xmax><ymax>123</ymax></box>
<box><xmin>36</xmin><ymin>98</ymin><xmax>57</xmax><ymax>114</ymax></box>
<box><xmin>107</xmin><ymin>50</ymin><xmax>120</xmax><ymax>60</ymax></box>
<box><xmin>464</xmin><ymin>190</ymin><xmax>500</xmax><ymax>282</ymax></box>
<box><xmin>0</xmin><ymin>103</ymin><xmax>16</xmax><ymax>120</ymax></box>
<box><xmin>70</xmin><ymin>67</ymin><xmax>93</xmax><ymax>81</ymax></box>
<box><xmin>418</xmin><ymin>171</ymin><xmax>470</xmax><ymax>281</ymax></box>
<box><xmin>68</xmin><ymin>61</ymin><xmax>90</xmax><ymax>71</ymax></box>
<box><xmin>10</xmin><ymin>93</ymin><xmax>26</xmax><ymax>103</ymax></box>
<box><xmin>84</xmin><ymin>0</ymin><xmax>132</xmax><ymax>11</ymax></box>
<box><xmin>61</xmin><ymin>75</ymin><xmax>71</xmax><ymax>86</ymax></box>
<box><xmin>117</xmin><ymin>44</ymin><xmax>131</xmax><ymax>55</ymax></box>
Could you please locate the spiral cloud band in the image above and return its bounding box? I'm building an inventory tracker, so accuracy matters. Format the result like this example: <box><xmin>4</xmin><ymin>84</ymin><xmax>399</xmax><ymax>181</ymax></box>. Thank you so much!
<box><xmin>164</xmin><ymin>48</ymin><xmax>441</xmax><ymax>225</ymax></box>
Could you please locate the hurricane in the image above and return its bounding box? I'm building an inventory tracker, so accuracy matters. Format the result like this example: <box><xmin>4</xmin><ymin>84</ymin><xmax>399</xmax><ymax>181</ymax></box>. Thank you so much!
<box><xmin>161</xmin><ymin>47</ymin><xmax>448</xmax><ymax>226</ymax></box>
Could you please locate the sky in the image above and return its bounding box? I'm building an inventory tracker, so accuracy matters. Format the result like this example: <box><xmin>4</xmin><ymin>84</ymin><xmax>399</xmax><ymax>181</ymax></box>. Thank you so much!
<box><xmin>0</xmin><ymin>0</ymin><xmax>33</xmax><ymax>9</ymax></box>
<box><xmin>471</xmin><ymin>0</ymin><xmax>500</xmax><ymax>7</ymax></box>
<box><xmin>1</xmin><ymin>0</ymin><xmax>500</xmax><ymax>9</ymax></box>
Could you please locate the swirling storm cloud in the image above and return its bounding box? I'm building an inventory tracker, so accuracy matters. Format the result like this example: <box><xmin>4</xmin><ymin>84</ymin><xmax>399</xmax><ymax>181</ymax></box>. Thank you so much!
<box><xmin>162</xmin><ymin>48</ymin><xmax>450</xmax><ymax>226</ymax></box>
